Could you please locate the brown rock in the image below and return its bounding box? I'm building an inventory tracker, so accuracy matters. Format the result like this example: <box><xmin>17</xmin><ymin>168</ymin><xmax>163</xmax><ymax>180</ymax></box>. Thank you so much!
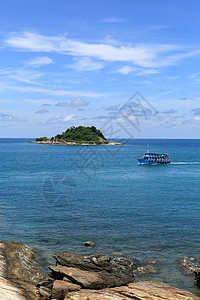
<box><xmin>49</xmin><ymin>266</ymin><xmax>105</xmax><ymax>289</ymax></box>
<box><xmin>83</xmin><ymin>241</ymin><xmax>96</xmax><ymax>247</ymax></box>
<box><xmin>53</xmin><ymin>251</ymin><xmax>135</xmax><ymax>273</ymax></box>
<box><xmin>38</xmin><ymin>286</ymin><xmax>52</xmax><ymax>299</ymax></box>
<box><xmin>53</xmin><ymin>252</ymin><xmax>96</xmax><ymax>271</ymax></box>
<box><xmin>0</xmin><ymin>240</ymin><xmax>50</xmax><ymax>300</ymax></box>
<box><xmin>52</xmin><ymin>252</ymin><xmax>135</xmax><ymax>287</ymax></box>
<box><xmin>114</xmin><ymin>281</ymin><xmax>200</xmax><ymax>299</ymax></box>
<box><xmin>63</xmin><ymin>277</ymin><xmax>73</xmax><ymax>282</ymax></box>
<box><xmin>64</xmin><ymin>280</ymin><xmax>200</xmax><ymax>300</ymax></box>
<box><xmin>195</xmin><ymin>271</ymin><xmax>200</xmax><ymax>287</ymax></box>
<box><xmin>0</xmin><ymin>279</ymin><xmax>26</xmax><ymax>300</ymax></box>
<box><xmin>90</xmin><ymin>255</ymin><xmax>111</xmax><ymax>267</ymax></box>
<box><xmin>4</xmin><ymin>240</ymin><xmax>49</xmax><ymax>299</ymax></box>
<box><xmin>52</xmin><ymin>280</ymin><xmax>81</xmax><ymax>299</ymax></box>
<box><xmin>64</xmin><ymin>289</ymin><xmax>130</xmax><ymax>300</ymax></box>
<box><xmin>134</xmin><ymin>260</ymin><xmax>158</xmax><ymax>275</ymax></box>
<box><xmin>178</xmin><ymin>257</ymin><xmax>200</xmax><ymax>274</ymax></box>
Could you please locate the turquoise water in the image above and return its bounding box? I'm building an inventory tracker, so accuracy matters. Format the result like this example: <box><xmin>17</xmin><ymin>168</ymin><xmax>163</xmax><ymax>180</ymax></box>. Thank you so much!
<box><xmin>1</xmin><ymin>138</ymin><xmax>200</xmax><ymax>295</ymax></box>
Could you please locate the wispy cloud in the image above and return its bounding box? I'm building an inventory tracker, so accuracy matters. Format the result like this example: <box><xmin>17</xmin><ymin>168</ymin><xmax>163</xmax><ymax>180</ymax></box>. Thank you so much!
<box><xmin>192</xmin><ymin>107</ymin><xmax>200</xmax><ymax>115</ymax></box>
<box><xmin>163</xmin><ymin>109</ymin><xmax>177</xmax><ymax>114</ymax></box>
<box><xmin>55</xmin><ymin>97</ymin><xmax>89</xmax><ymax>107</ymax></box>
<box><xmin>25</xmin><ymin>99</ymin><xmax>55</xmax><ymax>105</ymax></box>
<box><xmin>5</xmin><ymin>31</ymin><xmax>197</xmax><ymax>69</ymax></box>
<box><xmin>0</xmin><ymin>56</ymin><xmax>53</xmax><ymax>86</ymax></box>
<box><xmin>117</xmin><ymin>65</ymin><xmax>159</xmax><ymax>75</ymax></box>
<box><xmin>180</xmin><ymin>97</ymin><xmax>194</xmax><ymax>101</ymax></box>
<box><xmin>1</xmin><ymin>84</ymin><xmax>110</xmax><ymax>98</ymax></box>
<box><xmin>67</xmin><ymin>57</ymin><xmax>104</xmax><ymax>71</ymax></box>
<box><xmin>0</xmin><ymin>67</ymin><xmax>45</xmax><ymax>85</ymax></box>
<box><xmin>167</xmin><ymin>76</ymin><xmax>179</xmax><ymax>80</ymax></box>
<box><xmin>189</xmin><ymin>73</ymin><xmax>198</xmax><ymax>79</ymax></box>
<box><xmin>0</xmin><ymin>99</ymin><xmax>13</xmax><ymax>103</ymax></box>
<box><xmin>149</xmin><ymin>25</ymin><xmax>171</xmax><ymax>30</ymax></box>
<box><xmin>35</xmin><ymin>109</ymin><xmax>49</xmax><ymax>114</ymax></box>
<box><xmin>0</xmin><ymin>112</ymin><xmax>21</xmax><ymax>121</ymax></box>
<box><xmin>100</xmin><ymin>35</ymin><xmax>120</xmax><ymax>46</ymax></box>
<box><xmin>101</xmin><ymin>17</ymin><xmax>124</xmax><ymax>23</ymax></box>
<box><xmin>137</xmin><ymin>68</ymin><xmax>159</xmax><ymax>75</ymax></box>
<box><xmin>163</xmin><ymin>50</ymin><xmax>200</xmax><ymax>66</ymax></box>
<box><xmin>42</xmin><ymin>103</ymin><xmax>51</xmax><ymax>106</ymax></box>
<box><xmin>105</xmin><ymin>104</ymin><xmax>120</xmax><ymax>111</ymax></box>
<box><xmin>28</xmin><ymin>56</ymin><xmax>53</xmax><ymax>67</ymax></box>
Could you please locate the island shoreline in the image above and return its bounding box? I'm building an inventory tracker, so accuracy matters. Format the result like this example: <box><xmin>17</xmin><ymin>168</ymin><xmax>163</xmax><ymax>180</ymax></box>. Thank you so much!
<box><xmin>28</xmin><ymin>140</ymin><xmax>124</xmax><ymax>146</ymax></box>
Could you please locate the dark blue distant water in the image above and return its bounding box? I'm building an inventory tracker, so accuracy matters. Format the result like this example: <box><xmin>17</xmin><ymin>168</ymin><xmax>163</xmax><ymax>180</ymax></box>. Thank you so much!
<box><xmin>0</xmin><ymin>138</ymin><xmax>200</xmax><ymax>295</ymax></box>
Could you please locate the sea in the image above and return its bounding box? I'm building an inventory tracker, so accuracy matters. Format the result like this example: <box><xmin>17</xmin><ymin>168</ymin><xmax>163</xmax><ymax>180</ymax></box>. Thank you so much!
<box><xmin>0</xmin><ymin>138</ymin><xmax>200</xmax><ymax>295</ymax></box>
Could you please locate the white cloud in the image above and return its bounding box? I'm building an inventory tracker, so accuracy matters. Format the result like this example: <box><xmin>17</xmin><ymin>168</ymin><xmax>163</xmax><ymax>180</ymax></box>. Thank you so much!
<box><xmin>117</xmin><ymin>65</ymin><xmax>159</xmax><ymax>75</ymax></box>
<box><xmin>47</xmin><ymin>113</ymin><xmax>76</xmax><ymax>124</ymax></box>
<box><xmin>118</xmin><ymin>66</ymin><xmax>134</xmax><ymax>75</ymax></box>
<box><xmin>101</xmin><ymin>35</ymin><xmax>120</xmax><ymax>46</ymax></box>
<box><xmin>55</xmin><ymin>97</ymin><xmax>89</xmax><ymax>107</ymax></box>
<box><xmin>28</xmin><ymin>56</ymin><xmax>53</xmax><ymax>66</ymax></box>
<box><xmin>63</xmin><ymin>114</ymin><xmax>75</xmax><ymax>122</ymax></box>
<box><xmin>5</xmin><ymin>31</ymin><xmax>191</xmax><ymax>69</ymax></box>
<box><xmin>67</xmin><ymin>57</ymin><xmax>104</xmax><ymax>71</ymax></box>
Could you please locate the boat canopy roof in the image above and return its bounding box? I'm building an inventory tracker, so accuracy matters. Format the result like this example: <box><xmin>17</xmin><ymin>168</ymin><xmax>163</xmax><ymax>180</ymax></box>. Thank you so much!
<box><xmin>144</xmin><ymin>153</ymin><xmax>169</xmax><ymax>156</ymax></box>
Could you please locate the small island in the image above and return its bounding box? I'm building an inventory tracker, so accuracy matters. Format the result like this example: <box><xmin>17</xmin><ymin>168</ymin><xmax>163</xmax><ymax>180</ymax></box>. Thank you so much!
<box><xmin>32</xmin><ymin>126</ymin><xmax>123</xmax><ymax>145</ymax></box>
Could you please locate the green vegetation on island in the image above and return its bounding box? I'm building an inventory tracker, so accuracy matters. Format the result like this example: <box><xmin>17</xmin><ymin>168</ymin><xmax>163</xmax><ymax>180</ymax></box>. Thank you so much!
<box><xmin>35</xmin><ymin>137</ymin><xmax>49</xmax><ymax>142</ymax></box>
<box><xmin>36</xmin><ymin>126</ymin><xmax>109</xmax><ymax>144</ymax></box>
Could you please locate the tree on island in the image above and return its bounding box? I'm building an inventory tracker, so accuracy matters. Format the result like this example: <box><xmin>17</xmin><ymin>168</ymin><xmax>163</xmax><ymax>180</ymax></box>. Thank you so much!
<box><xmin>36</xmin><ymin>126</ymin><xmax>108</xmax><ymax>144</ymax></box>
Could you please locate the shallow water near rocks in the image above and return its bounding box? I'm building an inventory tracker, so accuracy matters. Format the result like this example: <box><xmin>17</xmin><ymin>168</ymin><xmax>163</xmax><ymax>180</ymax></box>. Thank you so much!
<box><xmin>1</xmin><ymin>138</ymin><xmax>200</xmax><ymax>295</ymax></box>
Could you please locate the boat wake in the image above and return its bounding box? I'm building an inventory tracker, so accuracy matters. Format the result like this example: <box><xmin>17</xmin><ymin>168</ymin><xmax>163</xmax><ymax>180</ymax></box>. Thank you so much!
<box><xmin>171</xmin><ymin>162</ymin><xmax>200</xmax><ymax>165</ymax></box>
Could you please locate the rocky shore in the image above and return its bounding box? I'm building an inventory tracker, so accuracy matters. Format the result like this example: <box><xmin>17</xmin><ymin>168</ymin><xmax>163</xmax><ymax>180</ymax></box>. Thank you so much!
<box><xmin>0</xmin><ymin>240</ymin><xmax>48</xmax><ymax>299</ymax></box>
<box><xmin>0</xmin><ymin>240</ymin><xmax>200</xmax><ymax>300</ymax></box>
<box><xmin>30</xmin><ymin>139</ymin><xmax>123</xmax><ymax>146</ymax></box>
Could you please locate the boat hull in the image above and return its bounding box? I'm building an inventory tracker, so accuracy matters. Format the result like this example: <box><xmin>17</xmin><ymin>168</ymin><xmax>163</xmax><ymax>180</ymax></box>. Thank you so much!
<box><xmin>137</xmin><ymin>158</ymin><xmax>170</xmax><ymax>165</ymax></box>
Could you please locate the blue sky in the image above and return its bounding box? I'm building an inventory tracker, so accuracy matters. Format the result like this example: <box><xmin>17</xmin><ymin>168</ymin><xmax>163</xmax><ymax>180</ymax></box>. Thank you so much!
<box><xmin>1</xmin><ymin>0</ymin><xmax>200</xmax><ymax>138</ymax></box>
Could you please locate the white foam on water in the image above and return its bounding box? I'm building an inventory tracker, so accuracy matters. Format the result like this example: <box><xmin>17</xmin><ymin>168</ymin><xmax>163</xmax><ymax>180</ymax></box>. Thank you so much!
<box><xmin>171</xmin><ymin>162</ymin><xmax>200</xmax><ymax>165</ymax></box>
